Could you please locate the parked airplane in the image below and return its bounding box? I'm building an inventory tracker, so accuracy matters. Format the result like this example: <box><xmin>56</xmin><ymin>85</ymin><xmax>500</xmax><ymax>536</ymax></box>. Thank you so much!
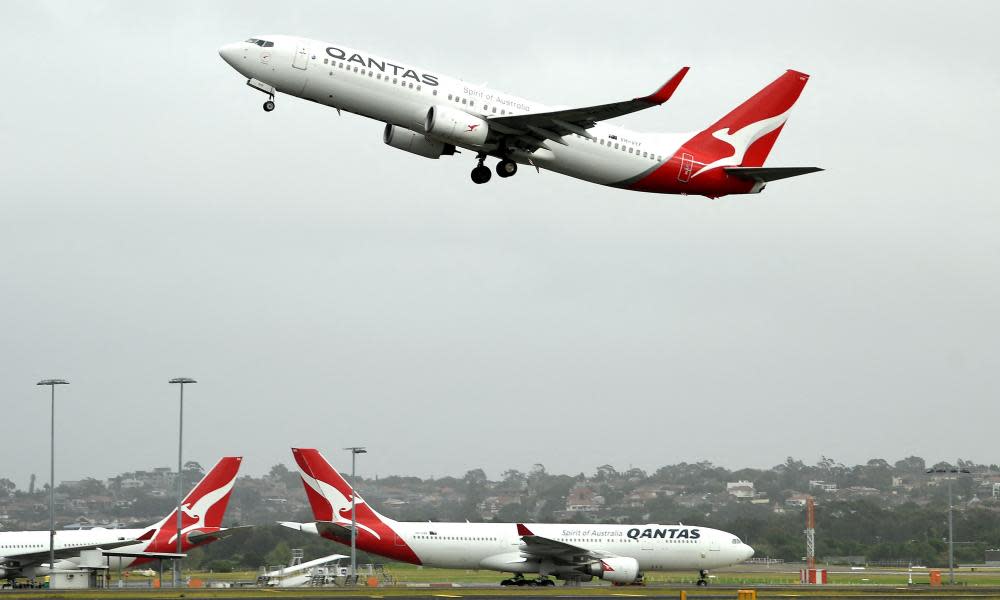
<box><xmin>219</xmin><ymin>36</ymin><xmax>819</xmax><ymax>197</ymax></box>
<box><xmin>0</xmin><ymin>457</ymin><xmax>244</xmax><ymax>583</ymax></box>
<box><xmin>280</xmin><ymin>448</ymin><xmax>753</xmax><ymax>586</ymax></box>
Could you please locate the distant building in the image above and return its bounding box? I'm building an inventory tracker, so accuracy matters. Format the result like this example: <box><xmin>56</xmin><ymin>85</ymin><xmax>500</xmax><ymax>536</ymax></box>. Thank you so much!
<box><xmin>785</xmin><ymin>493</ymin><xmax>811</xmax><ymax>508</ymax></box>
<box><xmin>726</xmin><ymin>481</ymin><xmax>755</xmax><ymax>498</ymax></box>
<box><xmin>809</xmin><ymin>480</ymin><xmax>838</xmax><ymax>492</ymax></box>
<box><xmin>566</xmin><ymin>485</ymin><xmax>604</xmax><ymax>512</ymax></box>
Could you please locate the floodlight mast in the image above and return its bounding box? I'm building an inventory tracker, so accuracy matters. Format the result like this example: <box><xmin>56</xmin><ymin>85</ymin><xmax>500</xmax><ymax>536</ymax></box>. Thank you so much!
<box><xmin>169</xmin><ymin>377</ymin><xmax>197</xmax><ymax>588</ymax></box>
<box><xmin>926</xmin><ymin>467</ymin><xmax>971</xmax><ymax>585</ymax></box>
<box><xmin>344</xmin><ymin>446</ymin><xmax>367</xmax><ymax>582</ymax></box>
<box><xmin>36</xmin><ymin>379</ymin><xmax>69</xmax><ymax>574</ymax></box>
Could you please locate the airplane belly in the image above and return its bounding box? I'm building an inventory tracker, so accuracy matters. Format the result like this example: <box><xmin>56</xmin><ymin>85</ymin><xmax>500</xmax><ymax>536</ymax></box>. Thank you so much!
<box><xmin>535</xmin><ymin>139</ymin><xmax>656</xmax><ymax>186</ymax></box>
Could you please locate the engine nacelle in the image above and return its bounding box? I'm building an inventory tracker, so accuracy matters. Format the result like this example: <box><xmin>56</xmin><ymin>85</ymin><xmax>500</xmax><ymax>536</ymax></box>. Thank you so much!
<box><xmin>425</xmin><ymin>105</ymin><xmax>489</xmax><ymax>147</ymax></box>
<box><xmin>586</xmin><ymin>557</ymin><xmax>640</xmax><ymax>584</ymax></box>
<box><xmin>383</xmin><ymin>124</ymin><xmax>456</xmax><ymax>159</ymax></box>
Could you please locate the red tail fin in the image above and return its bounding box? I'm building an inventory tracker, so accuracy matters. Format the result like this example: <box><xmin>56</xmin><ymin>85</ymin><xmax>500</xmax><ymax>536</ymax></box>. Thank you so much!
<box><xmin>686</xmin><ymin>70</ymin><xmax>809</xmax><ymax>173</ymax></box>
<box><xmin>290</xmin><ymin>447</ymin><xmax>422</xmax><ymax>564</ymax></box>
<box><xmin>155</xmin><ymin>457</ymin><xmax>242</xmax><ymax>534</ymax></box>
<box><xmin>141</xmin><ymin>457</ymin><xmax>242</xmax><ymax>554</ymax></box>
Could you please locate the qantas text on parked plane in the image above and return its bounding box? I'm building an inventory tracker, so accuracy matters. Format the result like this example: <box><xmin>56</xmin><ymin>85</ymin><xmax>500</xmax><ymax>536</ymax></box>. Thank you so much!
<box><xmin>219</xmin><ymin>36</ymin><xmax>821</xmax><ymax>197</ymax></box>
<box><xmin>0</xmin><ymin>458</ymin><xmax>244</xmax><ymax>583</ymax></box>
<box><xmin>281</xmin><ymin>449</ymin><xmax>753</xmax><ymax>586</ymax></box>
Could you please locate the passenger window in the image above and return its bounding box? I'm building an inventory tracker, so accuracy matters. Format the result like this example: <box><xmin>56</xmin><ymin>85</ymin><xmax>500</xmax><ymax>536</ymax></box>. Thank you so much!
<box><xmin>392</xmin><ymin>78</ymin><xmax>397</xmax><ymax>83</ymax></box>
<box><xmin>492</xmin><ymin>107</ymin><xmax>497</xmax><ymax>114</ymax></box>
<box><xmin>417</xmin><ymin>85</ymin><xmax>421</xmax><ymax>91</ymax></box>
<box><xmin>448</xmin><ymin>94</ymin><xmax>453</xmax><ymax>100</ymax></box>
<box><xmin>614</xmin><ymin>143</ymin><xmax>619</xmax><ymax>149</ymax></box>
<box><xmin>501</xmin><ymin>109</ymin><xmax>506</xmax><ymax>115</ymax></box>
<box><xmin>629</xmin><ymin>147</ymin><xmax>634</xmax><ymax>153</ymax></box>
<box><xmin>433</xmin><ymin>89</ymin><xmax>437</xmax><ymax>95</ymax></box>
<box><xmin>462</xmin><ymin>98</ymin><xmax>467</xmax><ymax>104</ymax></box>
<box><xmin>642</xmin><ymin>151</ymin><xmax>647</xmax><ymax>157</ymax></box>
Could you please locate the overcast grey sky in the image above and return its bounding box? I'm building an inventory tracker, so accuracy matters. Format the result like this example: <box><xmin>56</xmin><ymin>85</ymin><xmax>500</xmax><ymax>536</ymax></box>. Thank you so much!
<box><xmin>2</xmin><ymin>1</ymin><xmax>998</xmax><ymax>488</ymax></box>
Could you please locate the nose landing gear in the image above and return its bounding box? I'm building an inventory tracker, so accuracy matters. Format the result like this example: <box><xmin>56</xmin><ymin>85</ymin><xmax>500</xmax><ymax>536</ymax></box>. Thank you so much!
<box><xmin>697</xmin><ymin>569</ymin><xmax>709</xmax><ymax>586</ymax></box>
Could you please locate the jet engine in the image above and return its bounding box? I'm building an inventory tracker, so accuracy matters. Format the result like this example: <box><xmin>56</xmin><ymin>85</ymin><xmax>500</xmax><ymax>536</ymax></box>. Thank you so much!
<box><xmin>585</xmin><ymin>557</ymin><xmax>640</xmax><ymax>584</ymax></box>
<box><xmin>383</xmin><ymin>124</ymin><xmax>456</xmax><ymax>159</ymax></box>
<box><xmin>424</xmin><ymin>106</ymin><xmax>489</xmax><ymax>146</ymax></box>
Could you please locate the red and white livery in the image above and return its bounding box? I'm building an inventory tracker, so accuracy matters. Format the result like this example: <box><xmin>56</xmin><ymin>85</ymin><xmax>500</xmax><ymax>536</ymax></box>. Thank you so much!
<box><xmin>219</xmin><ymin>36</ymin><xmax>821</xmax><ymax>197</ymax></box>
<box><xmin>0</xmin><ymin>457</ymin><xmax>244</xmax><ymax>583</ymax></box>
<box><xmin>281</xmin><ymin>448</ymin><xmax>753</xmax><ymax>586</ymax></box>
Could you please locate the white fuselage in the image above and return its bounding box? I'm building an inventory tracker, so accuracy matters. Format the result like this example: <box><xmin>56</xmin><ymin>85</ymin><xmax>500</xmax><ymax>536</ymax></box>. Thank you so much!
<box><xmin>219</xmin><ymin>35</ymin><xmax>691</xmax><ymax>187</ymax></box>
<box><xmin>295</xmin><ymin>519</ymin><xmax>752</xmax><ymax>573</ymax></box>
<box><xmin>399</xmin><ymin>522</ymin><xmax>749</xmax><ymax>572</ymax></box>
<box><xmin>0</xmin><ymin>528</ymin><xmax>151</xmax><ymax>576</ymax></box>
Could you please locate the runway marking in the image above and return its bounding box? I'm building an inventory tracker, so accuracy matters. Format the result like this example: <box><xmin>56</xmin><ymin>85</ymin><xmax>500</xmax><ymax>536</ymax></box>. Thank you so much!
<box><xmin>433</xmin><ymin>595</ymin><xmax>462</xmax><ymax>598</ymax></box>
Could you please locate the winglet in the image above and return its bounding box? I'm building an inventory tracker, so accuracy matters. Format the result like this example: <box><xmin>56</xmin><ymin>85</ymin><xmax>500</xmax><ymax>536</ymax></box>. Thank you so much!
<box><xmin>640</xmin><ymin>67</ymin><xmax>690</xmax><ymax>105</ymax></box>
<box><xmin>516</xmin><ymin>523</ymin><xmax>534</xmax><ymax>537</ymax></box>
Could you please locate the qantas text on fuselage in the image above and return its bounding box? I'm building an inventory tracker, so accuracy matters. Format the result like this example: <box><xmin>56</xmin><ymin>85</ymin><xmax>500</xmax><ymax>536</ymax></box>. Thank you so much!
<box><xmin>219</xmin><ymin>35</ymin><xmax>821</xmax><ymax>196</ymax></box>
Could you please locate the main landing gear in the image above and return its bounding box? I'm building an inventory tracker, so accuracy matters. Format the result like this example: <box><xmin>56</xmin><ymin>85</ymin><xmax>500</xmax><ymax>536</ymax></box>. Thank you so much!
<box><xmin>263</xmin><ymin>98</ymin><xmax>275</xmax><ymax>112</ymax></box>
<box><xmin>496</xmin><ymin>159</ymin><xmax>517</xmax><ymax>178</ymax></box>
<box><xmin>471</xmin><ymin>153</ymin><xmax>491</xmax><ymax>184</ymax></box>
<box><xmin>470</xmin><ymin>155</ymin><xmax>519</xmax><ymax>184</ymax></box>
<box><xmin>697</xmin><ymin>569</ymin><xmax>709</xmax><ymax>586</ymax></box>
<box><xmin>499</xmin><ymin>574</ymin><xmax>555</xmax><ymax>587</ymax></box>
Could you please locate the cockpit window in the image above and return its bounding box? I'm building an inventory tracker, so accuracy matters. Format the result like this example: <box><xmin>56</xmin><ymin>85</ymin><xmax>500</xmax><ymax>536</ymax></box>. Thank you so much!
<box><xmin>732</xmin><ymin>537</ymin><xmax>742</xmax><ymax>544</ymax></box>
<box><xmin>245</xmin><ymin>38</ymin><xmax>258</xmax><ymax>44</ymax></box>
<box><xmin>262</xmin><ymin>41</ymin><xmax>274</xmax><ymax>47</ymax></box>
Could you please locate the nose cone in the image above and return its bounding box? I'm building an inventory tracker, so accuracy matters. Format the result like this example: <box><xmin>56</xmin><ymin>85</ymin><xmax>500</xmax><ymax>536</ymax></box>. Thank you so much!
<box><xmin>741</xmin><ymin>543</ymin><xmax>755</xmax><ymax>561</ymax></box>
<box><xmin>218</xmin><ymin>43</ymin><xmax>241</xmax><ymax>68</ymax></box>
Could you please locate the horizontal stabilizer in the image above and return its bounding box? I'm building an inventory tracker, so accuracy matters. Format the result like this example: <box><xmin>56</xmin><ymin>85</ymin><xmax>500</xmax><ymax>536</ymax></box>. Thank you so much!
<box><xmin>103</xmin><ymin>550</ymin><xmax>187</xmax><ymax>560</ymax></box>
<box><xmin>724</xmin><ymin>166</ymin><xmax>823</xmax><ymax>183</ymax></box>
<box><xmin>187</xmin><ymin>525</ymin><xmax>253</xmax><ymax>544</ymax></box>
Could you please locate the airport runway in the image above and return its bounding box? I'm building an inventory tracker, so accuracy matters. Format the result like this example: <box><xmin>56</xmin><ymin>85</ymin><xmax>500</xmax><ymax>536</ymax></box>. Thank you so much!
<box><xmin>8</xmin><ymin>586</ymin><xmax>1000</xmax><ymax>600</ymax></box>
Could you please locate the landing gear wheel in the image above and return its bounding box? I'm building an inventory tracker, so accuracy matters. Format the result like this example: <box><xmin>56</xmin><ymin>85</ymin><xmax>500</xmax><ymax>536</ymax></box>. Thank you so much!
<box><xmin>471</xmin><ymin>165</ymin><xmax>492</xmax><ymax>184</ymax></box>
<box><xmin>496</xmin><ymin>159</ymin><xmax>518</xmax><ymax>178</ymax></box>
<box><xmin>263</xmin><ymin>100</ymin><xmax>275</xmax><ymax>112</ymax></box>
<box><xmin>500</xmin><ymin>579</ymin><xmax>515</xmax><ymax>586</ymax></box>
<box><xmin>697</xmin><ymin>569</ymin><xmax>709</xmax><ymax>586</ymax></box>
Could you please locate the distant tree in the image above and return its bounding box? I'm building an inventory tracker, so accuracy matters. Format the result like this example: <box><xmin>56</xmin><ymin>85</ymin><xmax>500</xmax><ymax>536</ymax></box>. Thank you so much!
<box><xmin>264</xmin><ymin>540</ymin><xmax>292</xmax><ymax>567</ymax></box>
<box><xmin>0</xmin><ymin>478</ymin><xmax>15</xmax><ymax>499</ymax></box>
<box><xmin>594</xmin><ymin>464</ymin><xmax>619</xmax><ymax>481</ymax></box>
<box><xmin>894</xmin><ymin>456</ymin><xmax>926</xmax><ymax>473</ymax></box>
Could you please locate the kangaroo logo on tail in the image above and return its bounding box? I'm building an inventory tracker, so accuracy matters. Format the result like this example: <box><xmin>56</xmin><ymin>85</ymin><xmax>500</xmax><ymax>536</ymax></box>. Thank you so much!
<box><xmin>291</xmin><ymin>448</ymin><xmax>422</xmax><ymax>564</ymax></box>
<box><xmin>145</xmin><ymin>457</ymin><xmax>242</xmax><ymax>551</ymax></box>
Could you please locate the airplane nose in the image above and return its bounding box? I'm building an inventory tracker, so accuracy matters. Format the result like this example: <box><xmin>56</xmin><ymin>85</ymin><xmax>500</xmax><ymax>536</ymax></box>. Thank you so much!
<box><xmin>218</xmin><ymin>43</ymin><xmax>240</xmax><ymax>68</ymax></box>
<box><xmin>742</xmin><ymin>544</ymin><xmax>755</xmax><ymax>561</ymax></box>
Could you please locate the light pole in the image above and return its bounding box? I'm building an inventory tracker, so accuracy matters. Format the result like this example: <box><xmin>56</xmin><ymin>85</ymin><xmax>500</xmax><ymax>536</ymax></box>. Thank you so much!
<box><xmin>927</xmin><ymin>467</ymin><xmax>971</xmax><ymax>584</ymax></box>
<box><xmin>169</xmin><ymin>377</ymin><xmax>196</xmax><ymax>588</ymax></box>
<box><xmin>344</xmin><ymin>446</ymin><xmax>367</xmax><ymax>582</ymax></box>
<box><xmin>36</xmin><ymin>379</ymin><xmax>69</xmax><ymax>574</ymax></box>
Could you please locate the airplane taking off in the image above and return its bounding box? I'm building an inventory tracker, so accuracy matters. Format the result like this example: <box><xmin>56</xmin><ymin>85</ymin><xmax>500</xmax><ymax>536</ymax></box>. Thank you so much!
<box><xmin>281</xmin><ymin>448</ymin><xmax>753</xmax><ymax>586</ymax></box>
<box><xmin>219</xmin><ymin>36</ymin><xmax>820</xmax><ymax>197</ymax></box>
<box><xmin>0</xmin><ymin>457</ymin><xmax>245</xmax><ymax>583</ymax></box>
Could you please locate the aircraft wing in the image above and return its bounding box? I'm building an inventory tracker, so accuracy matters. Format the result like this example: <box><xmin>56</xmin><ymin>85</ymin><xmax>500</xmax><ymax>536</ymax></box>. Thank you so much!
<box><xmin>1</xmin><ymin>537</ymin><xmax>146</xmax><ymax>566</ymax></box>
<box><xmin>487</xmin><ymin>68</ymin><xmax>688</xmax><ymax>149</ymax></box>
<box><xmin>516</xmin><ymin>524</ymin><xmax>616</xmax><ymax>563</ymax></box>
